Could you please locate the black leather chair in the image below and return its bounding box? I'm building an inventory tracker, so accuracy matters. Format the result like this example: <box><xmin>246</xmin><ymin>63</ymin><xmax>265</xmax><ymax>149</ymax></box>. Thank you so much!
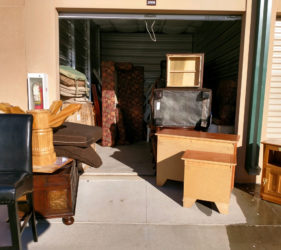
<box><xmin>0</xmin><ymin>114</ymin><xmax>38</xmax><ymax>249</ymax></box>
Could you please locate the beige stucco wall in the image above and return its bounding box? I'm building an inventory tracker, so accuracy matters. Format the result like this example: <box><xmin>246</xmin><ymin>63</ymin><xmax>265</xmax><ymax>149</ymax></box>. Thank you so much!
<box><xmin>55</xmin><ymin>0</ymin><xmax>246</xmax><ymax>13</ymax></box>
<box><xmin>0</xmin><ymin>0</ymin><xmax>258</xmax><ymax>182</ymax></box>
<box><xmin>0</xmin><ymin>0</ymin><xmax>27</xmax><ymax>108</ymax></box>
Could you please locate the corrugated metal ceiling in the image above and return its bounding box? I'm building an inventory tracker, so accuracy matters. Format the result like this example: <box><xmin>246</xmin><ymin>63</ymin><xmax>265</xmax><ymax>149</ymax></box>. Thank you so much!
<box><xmin>92</xmin><ymin>19</ymin><xmax>204</xmax><ymax>34</ymax></box>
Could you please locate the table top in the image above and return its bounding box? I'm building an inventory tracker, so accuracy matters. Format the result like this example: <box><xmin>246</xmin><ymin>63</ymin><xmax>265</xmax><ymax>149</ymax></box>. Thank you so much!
<box><xmin>261</xmin><ymin>139</ymin><xmax>281</xmax><ymax>147</ymax></box>
<box><xmin>156</xmin><ymin>128</ymin><xmax>240</xmax><ymax>142</ymax></box>
<box><xmin>33</xmin><ymin>157</ymin><xmax>73</xmax><ymax>173</ymax></box>
<box><xmin>182</xmin><ymin>150</ymin><xmax>237</xmax><ymax>165</ymax></box>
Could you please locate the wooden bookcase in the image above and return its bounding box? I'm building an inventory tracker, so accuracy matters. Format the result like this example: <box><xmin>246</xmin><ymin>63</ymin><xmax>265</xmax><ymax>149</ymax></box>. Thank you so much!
<box><xmin>260</xmin><ymin>140</ymin><xmax>281</xmax><ymax>205</ymax></box>
<box><xmin>166</xmin><ymin>53</ymin><xmax>204</xmax><ymax>88</ymax></box>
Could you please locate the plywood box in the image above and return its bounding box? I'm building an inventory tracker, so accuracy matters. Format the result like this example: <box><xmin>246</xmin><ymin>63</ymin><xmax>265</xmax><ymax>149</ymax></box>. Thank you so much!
<box><xmin>166</xmin><ymin>53</ymin><xmax>204</xmax><ymax>87</ymax></box>
<box><xmin>182</xmin><ymin>150</ymin><xmax>236</xmax><ymax>214</ymax></box>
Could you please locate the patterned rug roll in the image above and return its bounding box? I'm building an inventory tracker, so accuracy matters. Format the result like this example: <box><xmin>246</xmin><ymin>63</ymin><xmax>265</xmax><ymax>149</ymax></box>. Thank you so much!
<box><xmin>101</xmin><ymin>61</ymin><xmax>117</xmax><ymax>146</ymax></box>
<box><xmin>116</xmin><ymin>64</ymin><xmax>144</xmax><ymax>143</ymax></box>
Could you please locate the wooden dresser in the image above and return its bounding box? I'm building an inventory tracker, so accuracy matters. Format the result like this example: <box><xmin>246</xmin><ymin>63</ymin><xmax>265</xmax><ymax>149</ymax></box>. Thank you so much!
<box><xmin>260</xmin><ymin>140</ymin><xmax>281</xmax><ymax>205</ymax></box>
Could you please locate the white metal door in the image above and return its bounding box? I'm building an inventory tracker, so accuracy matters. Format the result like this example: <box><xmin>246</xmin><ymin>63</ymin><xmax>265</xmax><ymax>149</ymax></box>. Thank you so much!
<box><xmin>266</xmin><ymin>20</ymin><xmax>281</xmax><ymax>139</ymax></box>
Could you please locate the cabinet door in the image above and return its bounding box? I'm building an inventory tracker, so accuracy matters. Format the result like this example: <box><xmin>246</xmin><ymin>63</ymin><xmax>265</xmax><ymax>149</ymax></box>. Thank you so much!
<box><xmin>264</xmin><ymin>167</ymin><xmax>281</xmax><ymax>197</ymax></box>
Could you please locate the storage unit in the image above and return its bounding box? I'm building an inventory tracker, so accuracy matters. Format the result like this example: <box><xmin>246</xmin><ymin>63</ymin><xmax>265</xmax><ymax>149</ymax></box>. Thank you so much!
<box><xmin>260</xmin><ymin>140</ymin><xmax>281</xmax><ymax>205</ymax></box>
<box><xmin>166</xmin><ymin>53</ymin><xmax>204</xmax><ymax>88</ymax></box>
<box><xmin>58</xmin><ymin>14</ymin><xmax>245</xmax><ymax>178</ymax></box>
<box><xmin>182</xmin><ymin>150</ymin><xmax>236</xmax><ymax>214</ymax></box>
<box><xmin>59</xmin><ymin>19</ymin><xmax>241</xmax><ymax>127</ymax></box>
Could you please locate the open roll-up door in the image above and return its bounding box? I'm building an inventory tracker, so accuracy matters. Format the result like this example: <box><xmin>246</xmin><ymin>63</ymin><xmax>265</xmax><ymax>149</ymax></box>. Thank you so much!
<box><xmin>266</xmin><ymin>19</ymin><xmax>281</xmax><ymax>139</ymax></box>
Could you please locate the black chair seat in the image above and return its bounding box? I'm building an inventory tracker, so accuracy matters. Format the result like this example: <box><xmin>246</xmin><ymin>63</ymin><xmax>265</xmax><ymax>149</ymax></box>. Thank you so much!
<box><xmin>0</xmin><ymin>172</ymin><xmax>32</xmax><ymax>203</ymax></box>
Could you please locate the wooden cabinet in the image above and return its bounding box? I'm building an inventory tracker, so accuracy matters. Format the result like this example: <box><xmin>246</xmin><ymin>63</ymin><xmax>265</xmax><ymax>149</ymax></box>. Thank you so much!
<box><xmin>33</xmin><ymin>160</ymin><xmax>79</xmax><ymax>225</ymax></box>
<box><xmin>260</xmin><ymin>140</ymin><xmax>281</xmax><ymax>205</ymax></box>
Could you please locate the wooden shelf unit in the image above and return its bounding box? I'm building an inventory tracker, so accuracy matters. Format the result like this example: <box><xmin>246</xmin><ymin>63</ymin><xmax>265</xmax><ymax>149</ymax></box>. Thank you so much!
<box><xmin>166</xmin><ymin>53</ymin><xmax>204</xmax><ymax>88</ymax></box>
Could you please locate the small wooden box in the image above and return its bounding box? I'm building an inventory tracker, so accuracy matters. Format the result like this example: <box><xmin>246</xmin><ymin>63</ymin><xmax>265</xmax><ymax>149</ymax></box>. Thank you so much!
<box><xmin>166</xmin><ymin>53</ymin><xmax>204</xmax><ymax>88</ymax></box>
<box><xmin>33</xmin><ymin>160</ymin><xmax>79</xmax><ymax>225</ymax></box>
<box><xmin>182</xmin><ymin>150</ymin><xmax>236</xmax><ymax>214</ymax></box>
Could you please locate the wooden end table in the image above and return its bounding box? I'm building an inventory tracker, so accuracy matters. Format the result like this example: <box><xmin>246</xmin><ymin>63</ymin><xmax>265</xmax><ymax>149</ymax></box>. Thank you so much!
<box><xmin>260</xmin><ymin>140</ymin><xmax>281</xmax><ymax>205</ymax></box>
<box><xmin>182</xmin><ymin>150</ymin><xmax>237</xmax><ymax>214</ymax></box>
<box><xmin>33</xmin><ymin>158</ymin><xmax>79</xmax><ymax>225</ymax></box>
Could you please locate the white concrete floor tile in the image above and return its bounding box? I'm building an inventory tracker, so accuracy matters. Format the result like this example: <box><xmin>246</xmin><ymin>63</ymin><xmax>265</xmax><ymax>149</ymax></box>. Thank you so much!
<box><xmin>74</xmin><ymin>178</ymin><xmax>147</xmax><ymax>223</ymax></box>
<box><xmin>23</xmin><ymin>223</ymin><xmax>148</xmax><ymax>250</ymax></box>
<box><xmin>146</xmin><ymin>225</ymin><xmax>230</xmax><ymax>250</ymax></box>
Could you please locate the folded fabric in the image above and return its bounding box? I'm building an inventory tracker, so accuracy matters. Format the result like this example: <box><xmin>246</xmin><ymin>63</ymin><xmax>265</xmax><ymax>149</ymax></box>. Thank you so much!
<box><xmin>54</xmin><ymin>144</ymin><xmax>102</xmax><ymax>168</ymax></box>
<box><xmin>60</xmin><ymin>65</ymin><xmax>87</xmax><ymax>81</ymax></box>
<box><xmin>53</xmin><ymin>122</ymin><xmax>102</xmax><ymax>147</ymax></box>
<box><xmin>60</xmin><ymin>74</ymin><xmax>86</xmax><ymax>87</ymax></box>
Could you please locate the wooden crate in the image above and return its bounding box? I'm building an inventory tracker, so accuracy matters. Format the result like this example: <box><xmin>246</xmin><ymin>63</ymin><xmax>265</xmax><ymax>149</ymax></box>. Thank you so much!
<box><xmin>62</xmin><ymin>101</ymin><xmax>95</xmax><ymax>126</ymax></box>
<box><xmin>260</xmin><ymin>140</ymin><xmax>281</xmax><ymax>205</ymax></box>
<box><xmin>166</xmin><ymin>53</ymin><xmax>204</xmax><ymax>88</ymax></box>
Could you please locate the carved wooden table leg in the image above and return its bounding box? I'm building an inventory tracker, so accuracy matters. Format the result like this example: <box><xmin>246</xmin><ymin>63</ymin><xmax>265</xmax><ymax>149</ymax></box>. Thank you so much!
<box><xmin>62</xmin><ymin>216</ymin><xmax>74</xmax><ymax>225</ymax></box>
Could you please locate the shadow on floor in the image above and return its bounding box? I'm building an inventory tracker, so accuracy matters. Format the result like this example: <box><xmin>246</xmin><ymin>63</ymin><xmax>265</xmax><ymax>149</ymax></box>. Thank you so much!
<box><xmin>141</xmin><ymin>176</ymin><xmax>220</xmax><ymax>216</ymax></box>
<box><xmin>21</xmin><ymin>220</ymin><xmax>50</xmax><ymax>250</ymax></box>
<box><xmin>143</xmin><ymin>177</ymin><xmax>183</xmax><ymax>206</ymax></box>
<box><xmin>96</xmin><ymin>141</ymin><xmax>155</xmax><ymax>176</ymax></box>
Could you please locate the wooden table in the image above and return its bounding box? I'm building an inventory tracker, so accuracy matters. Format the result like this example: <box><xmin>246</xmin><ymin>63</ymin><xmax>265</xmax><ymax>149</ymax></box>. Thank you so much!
<box><xmin>33</xmin><ymin>158</ymin><xmax>79</xmax><ymax>225</ymax></box>
<box><xmin>156</xmin><ymin>128</ymin><xmax>239</xmax><ymax>186</ymax></box>
<box><xmin>260</xmin><ymin>140</ymin><xmax>281</xmax><ymax>205</ymax></box>
<box><xmin>182</xmin><ymin>150</ymin><xmax>236</xmax><ymax>214</ymax></box>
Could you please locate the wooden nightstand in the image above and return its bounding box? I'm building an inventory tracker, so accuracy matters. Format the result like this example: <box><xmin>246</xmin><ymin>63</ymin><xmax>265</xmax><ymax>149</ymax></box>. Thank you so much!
<box><xmin>182</xmin><ymin>150</ymin><xmax>236</xmax><ymax>214</ymax></box>
<box><xmin>33</xmin><ymin>158</ymin><xmax>79</xmax><ymax>225</ymax></box>
<box><xmin>260</xmin><ymin>140</ymin><xmax>281</xmax><ymax>205</ymax></box>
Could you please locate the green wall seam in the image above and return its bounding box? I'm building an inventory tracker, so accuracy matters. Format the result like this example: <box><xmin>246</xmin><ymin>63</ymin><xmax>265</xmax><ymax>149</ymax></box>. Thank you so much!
<box><xmin>245</xmin><ymin>0</ymin><xmax>272</xmax><ymax>174</ymax></box>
